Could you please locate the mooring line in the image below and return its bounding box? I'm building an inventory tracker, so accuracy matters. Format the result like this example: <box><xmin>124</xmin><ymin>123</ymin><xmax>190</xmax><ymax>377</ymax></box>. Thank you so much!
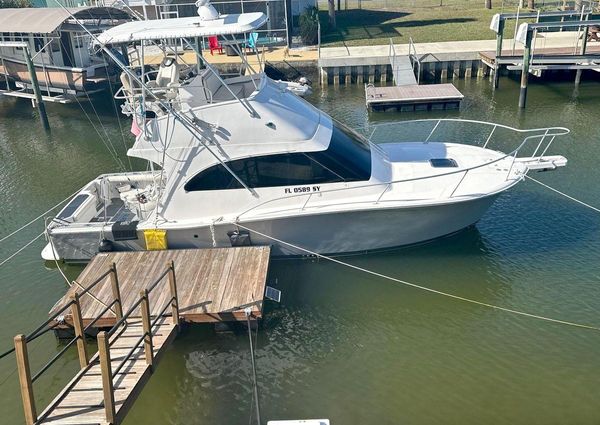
<box><xmin>0</xmin><ymin>189</ymin><xmax>80</xmax><ymax>244</ymax></box>
<box><xmin>526</xmin><ymin>175</ymin><xmax>600</xmax><ymax>214</ymax></box>
<box><xmin>229</xmin><ymin>222</ymin><xmax>600</xmax><ymax>332</ymax></box>
<box><xmin>0</xmin><ymin>232</ymin><xmax>45</xmax><ymax>268</ymax></box>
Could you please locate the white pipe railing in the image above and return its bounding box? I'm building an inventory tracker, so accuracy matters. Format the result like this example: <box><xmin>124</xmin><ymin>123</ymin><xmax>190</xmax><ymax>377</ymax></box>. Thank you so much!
<box><xmin>408</xmin><ymin>37</ymin><xmax>421</xmax><ymax>84</ymax></box>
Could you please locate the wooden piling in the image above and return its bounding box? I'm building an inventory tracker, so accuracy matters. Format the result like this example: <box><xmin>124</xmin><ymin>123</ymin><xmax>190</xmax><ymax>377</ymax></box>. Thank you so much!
<box><xmin>167</xmin><ymin>261</ymin><xmax>180</xmax><ymax>327</ymax></box>
<box><xmin>97</xmin><ymin>331</ymin><xmax>115</xmax><ymax>424</ymax></box>
<box><xmin>110</xmin><ymin>262</ymin><xmax>124</xmax><ymax>321</ymax></box>
<box><xmin>22</xmin><ymin>45</ymin><xmax>49</xmax><ymax>131</ymax></box>
<box><xmin>576</xmin><ymin>23</ymin><xmax>589</xmax><ymax>85</ymax></box>
<box><xmin>494</xmin><ymin>18</ymin><xmax>505</xmax><ymax>88</ymax></box>
<box><xmin>69</xmin><ymin>294</ymin><xmax>89</xmax><ymax>369</ymax></box>
<box><xmin>519</xmin><ymin>30</ymin><xmax>534</xmax><ymax>108</ymax></box>
<box><xmin>140</xmin><ymin>290</ymin><xmax>154</xmax><ymax>367</ymax></box>
<box><xmin>14</xmin><ymin>335</ymin><xmax>36</xmax><ymax>425</ymax></box>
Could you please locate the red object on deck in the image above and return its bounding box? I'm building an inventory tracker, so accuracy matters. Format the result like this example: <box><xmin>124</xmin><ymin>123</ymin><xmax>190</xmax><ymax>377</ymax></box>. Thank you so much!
<box><xmin>208</xmin><ymin>36</ymin><xmax>223</xmax><ymax>55</ymax></box>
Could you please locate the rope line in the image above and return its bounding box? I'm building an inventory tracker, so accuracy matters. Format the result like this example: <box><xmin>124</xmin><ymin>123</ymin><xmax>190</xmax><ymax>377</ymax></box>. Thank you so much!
<box><xmin>45</xmin><ymin>231</ymin><xmax>113</xmax><ymax>311</ymax></box>
<box><xmin>0</xmin><ymin>190</ymin><xmax>79</xmax><ymax>244</ymax></box>
<box><xmin>0</xmin><ymin>233</ymin><xmax>44</xmax><ymax>268</ymax></box>
<box><xmin>526</xmin><ymin>175</ymin><xmax>600</xmax><ymax>214</ymax></box>
<box><xmin>230</xmin><ymin>222</ymin><xmax>600</xmax><ymax>332</ymax></box>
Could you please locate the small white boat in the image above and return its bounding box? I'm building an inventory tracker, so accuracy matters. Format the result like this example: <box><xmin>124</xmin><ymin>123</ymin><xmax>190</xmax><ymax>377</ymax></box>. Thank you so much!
<box><xmin>276</xmin><ymin>77</ymin><xmax>312</xmax><ymax>97</ymax></box>
<box><xmin>42</xmin><ymin>3</ymin><xmax>569</xmax><ymax>262</ymax></box>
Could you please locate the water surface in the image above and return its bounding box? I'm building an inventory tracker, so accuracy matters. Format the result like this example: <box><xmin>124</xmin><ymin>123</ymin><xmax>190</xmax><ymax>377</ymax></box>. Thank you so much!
<box><xmin>1</xmin><ymin>74</ymin><xmax>600</xmax><ymax>424</ymax></box>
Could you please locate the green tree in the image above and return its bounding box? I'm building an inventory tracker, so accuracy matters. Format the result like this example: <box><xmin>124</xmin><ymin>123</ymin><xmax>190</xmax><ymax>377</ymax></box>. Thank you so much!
<box><xmin>0</xmin><ymin>0</ymin><xmax>32</xmax><ymax>7</ymax></box>
<box><xmin>299</xmin><ymin>6</ymin><xmax>319</xmax><ymax>45</ymax></box>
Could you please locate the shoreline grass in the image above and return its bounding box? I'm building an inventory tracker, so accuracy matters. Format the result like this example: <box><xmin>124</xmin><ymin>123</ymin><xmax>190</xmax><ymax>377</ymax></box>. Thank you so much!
<box><xmin>319</xmin><ymin>5</ymin><xmax>550</xmax><ymax>47</ymax></box>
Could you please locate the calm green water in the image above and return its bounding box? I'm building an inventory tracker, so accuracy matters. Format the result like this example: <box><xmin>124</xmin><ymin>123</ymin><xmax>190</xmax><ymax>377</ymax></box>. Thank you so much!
<box><xmin>1</xmin><ymin>74</ymin><xmax>600</xmax><ymax>425</ymax></box>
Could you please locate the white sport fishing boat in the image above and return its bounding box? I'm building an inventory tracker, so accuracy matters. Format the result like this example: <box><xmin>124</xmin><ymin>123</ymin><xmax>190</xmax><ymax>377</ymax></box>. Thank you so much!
<box><xmin>43</xmin><ymin>2</ymin><xmax>569</xmax><ymax>262</ymax></box>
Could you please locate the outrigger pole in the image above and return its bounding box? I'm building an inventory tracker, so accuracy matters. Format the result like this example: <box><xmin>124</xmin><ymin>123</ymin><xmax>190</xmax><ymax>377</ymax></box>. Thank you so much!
<box><xmin>52</xmin><ymin>0</ymin><xmax>258</xmax><ymax>198</ymax></box>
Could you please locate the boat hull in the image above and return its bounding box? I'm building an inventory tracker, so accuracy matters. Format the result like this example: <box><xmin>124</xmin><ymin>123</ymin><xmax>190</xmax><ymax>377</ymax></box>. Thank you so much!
<box><xmin>47</xmin><ymin>194</ymin><xmax>499</xmax><ymax>261</ymax></box>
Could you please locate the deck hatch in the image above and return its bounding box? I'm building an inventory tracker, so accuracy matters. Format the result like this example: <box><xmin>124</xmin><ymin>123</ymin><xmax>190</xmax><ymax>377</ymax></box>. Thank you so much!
<box><xmin>57</xmin><ymin>194</ymin><xmax>90</xmax><ymax>219</ymax></box>
<box><xmin>430</xmin><ymin>158</ymin><xmax>458</xmax><ymax>168</ymax></box>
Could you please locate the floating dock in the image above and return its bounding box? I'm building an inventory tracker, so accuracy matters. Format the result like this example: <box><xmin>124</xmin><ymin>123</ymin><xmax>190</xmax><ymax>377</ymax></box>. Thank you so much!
<box><xmin>366</xmin><ymin>83</ymin><xmax>464</xmax><ymax>112</ymax></box>
<box><xmin>50</xmin><ymin>247</ymin><xmax>271</xmax><ymax>328</ymax></box>
<box><xmin>13</xmin><ymin>247</ymin><xmax>271</xmax><ymax>425</ymax></box>
<box><xmin>365</xmin><ymin>40</ymin><xmax>464</xmax><ymax>112</ymax></box>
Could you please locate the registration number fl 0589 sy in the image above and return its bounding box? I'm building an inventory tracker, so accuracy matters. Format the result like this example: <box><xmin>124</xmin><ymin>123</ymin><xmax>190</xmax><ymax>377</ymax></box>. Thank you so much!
<box><xmin>284</xmin><ymin>186</ymin><xmax>321</xmax><ymax>194</ymax></box>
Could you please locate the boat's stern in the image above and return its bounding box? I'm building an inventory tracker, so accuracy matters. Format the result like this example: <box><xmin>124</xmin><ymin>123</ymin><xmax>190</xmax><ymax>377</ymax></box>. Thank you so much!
<box><xmin>44</xmin><ymin>171</ymin><xmax>162</xmax><ymax>262</ymax></box>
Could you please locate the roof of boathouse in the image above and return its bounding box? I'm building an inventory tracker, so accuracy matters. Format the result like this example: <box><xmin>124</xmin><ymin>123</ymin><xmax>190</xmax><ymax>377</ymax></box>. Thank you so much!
<box><xmin>0</xmin><ymin>6</ymin><xmax>132</xmax><ymax>34</ymax></box>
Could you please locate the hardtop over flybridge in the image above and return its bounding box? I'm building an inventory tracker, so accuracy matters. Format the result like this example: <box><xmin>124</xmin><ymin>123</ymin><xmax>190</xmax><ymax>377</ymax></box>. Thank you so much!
<box><xmin>43</xmin><ymin>1</ymin><xmax>569</xmax><ymax>262</ymax></box>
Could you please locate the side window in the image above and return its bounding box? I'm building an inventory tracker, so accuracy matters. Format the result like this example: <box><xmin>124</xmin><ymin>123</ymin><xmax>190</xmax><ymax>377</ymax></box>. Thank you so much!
<box><xmin>184</xmin><ymin>154</ymin><xmax>342</xmax><ymax>192</ymax></box>
<box><xmin>33</xmin><ymin>35</ymin><xmax>44</xmax><ymax>52</ymax></box>
<box><xmin>184</xmin><ymin>162</ymin><xmax>244</xmax><ymax>191</ymax></box>
<box><xmin>254</xmin><ymin>154</ymin><xmax>339</xmax><ymax>187</ymax></box>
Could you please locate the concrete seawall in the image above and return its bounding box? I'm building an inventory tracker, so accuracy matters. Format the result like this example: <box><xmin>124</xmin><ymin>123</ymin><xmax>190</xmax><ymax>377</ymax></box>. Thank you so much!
<box><xmin>318</xmin><ymin>33</ymin><xmax>585</xmax><ymax>85</ymax></box>
<box><xmin>319</xmin><ymin>52</ymin><xmax>488</xmax><ymax>85</ymax></box>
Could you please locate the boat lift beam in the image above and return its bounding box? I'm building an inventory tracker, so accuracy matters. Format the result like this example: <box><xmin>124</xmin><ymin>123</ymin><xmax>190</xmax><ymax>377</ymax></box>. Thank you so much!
<box><xmin>514</xmin><ymin>19</ymin><xmax>600</xmax><ymax>109</ymax></box>
<box><xmin>489</xmin><ymin>8</ymin><xmax>593</xmax><ymax>88</ymax></box>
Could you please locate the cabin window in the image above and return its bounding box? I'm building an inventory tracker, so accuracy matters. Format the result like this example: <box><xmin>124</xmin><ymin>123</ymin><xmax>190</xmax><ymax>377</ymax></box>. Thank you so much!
<box><xmin>50</xmin><ymin>38</ymin><xmax>61</xmax><ymax>53</ymax></box>
<box><xmin>184</xmin><ymin>153</ymin><xmax>342</xmax><ymax>191</ymax></box>
<box><xmin>184</xmin><ymin>122</ymin><xmax>372</xmax><ymax>192</ymax></box>
<box><xmin>33</xmin><ymin>35</ymin><xmax>44</xmax><ymax>52</ymax></box>
<box><xmin>73</xmin><ymin>34</ymin><xmax>85</xmax><ymax>49</ymax></box>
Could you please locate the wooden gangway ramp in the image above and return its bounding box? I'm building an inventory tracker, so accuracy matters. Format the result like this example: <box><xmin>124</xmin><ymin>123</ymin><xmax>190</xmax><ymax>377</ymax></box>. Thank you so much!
<box><xmin>391</xmin><ymin>55</ymin><xmax>417</xmax><ymax>86</ymax></box>
<box><xmin>37</xmin><ymin>318</ymin><xmax>176</xmax><ymax>424</ymax></box>
<box><xmin>12</xmin><ymin>247</ymin><xmax>270</xmax><ymax>425</ymax></box>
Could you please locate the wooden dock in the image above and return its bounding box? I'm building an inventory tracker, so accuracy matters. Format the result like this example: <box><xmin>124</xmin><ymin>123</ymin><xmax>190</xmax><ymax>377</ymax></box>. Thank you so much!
<box><xmin>12</xmin><ymin>247</ymin><xmax>271</xmax><ymax>425</ymax></box>
<box><xmin>480</xmin><ymin>46</ymin><xmax>600</xmax><ymax>69</ymax></box>
<box><xmin>50</xmin><ymin>247</ymin><xmax>271</xmax><ymax>328</ymax></box>
<box><xmin>365</xmin><ymin>83</ymin><xmax>464</xmax><ymax>112</ymax></box>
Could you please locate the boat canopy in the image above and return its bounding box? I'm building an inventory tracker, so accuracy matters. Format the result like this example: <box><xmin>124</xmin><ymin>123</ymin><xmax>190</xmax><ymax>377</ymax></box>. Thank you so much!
<box><xmin>0</xmin><ymin>7</ymin><xmax>132</xmax><ymax>34</ymax></box>
<box><xmin>94</xmin><ymin>12</ymin><xmax>268</xmax><ymax>46</ymax></box>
